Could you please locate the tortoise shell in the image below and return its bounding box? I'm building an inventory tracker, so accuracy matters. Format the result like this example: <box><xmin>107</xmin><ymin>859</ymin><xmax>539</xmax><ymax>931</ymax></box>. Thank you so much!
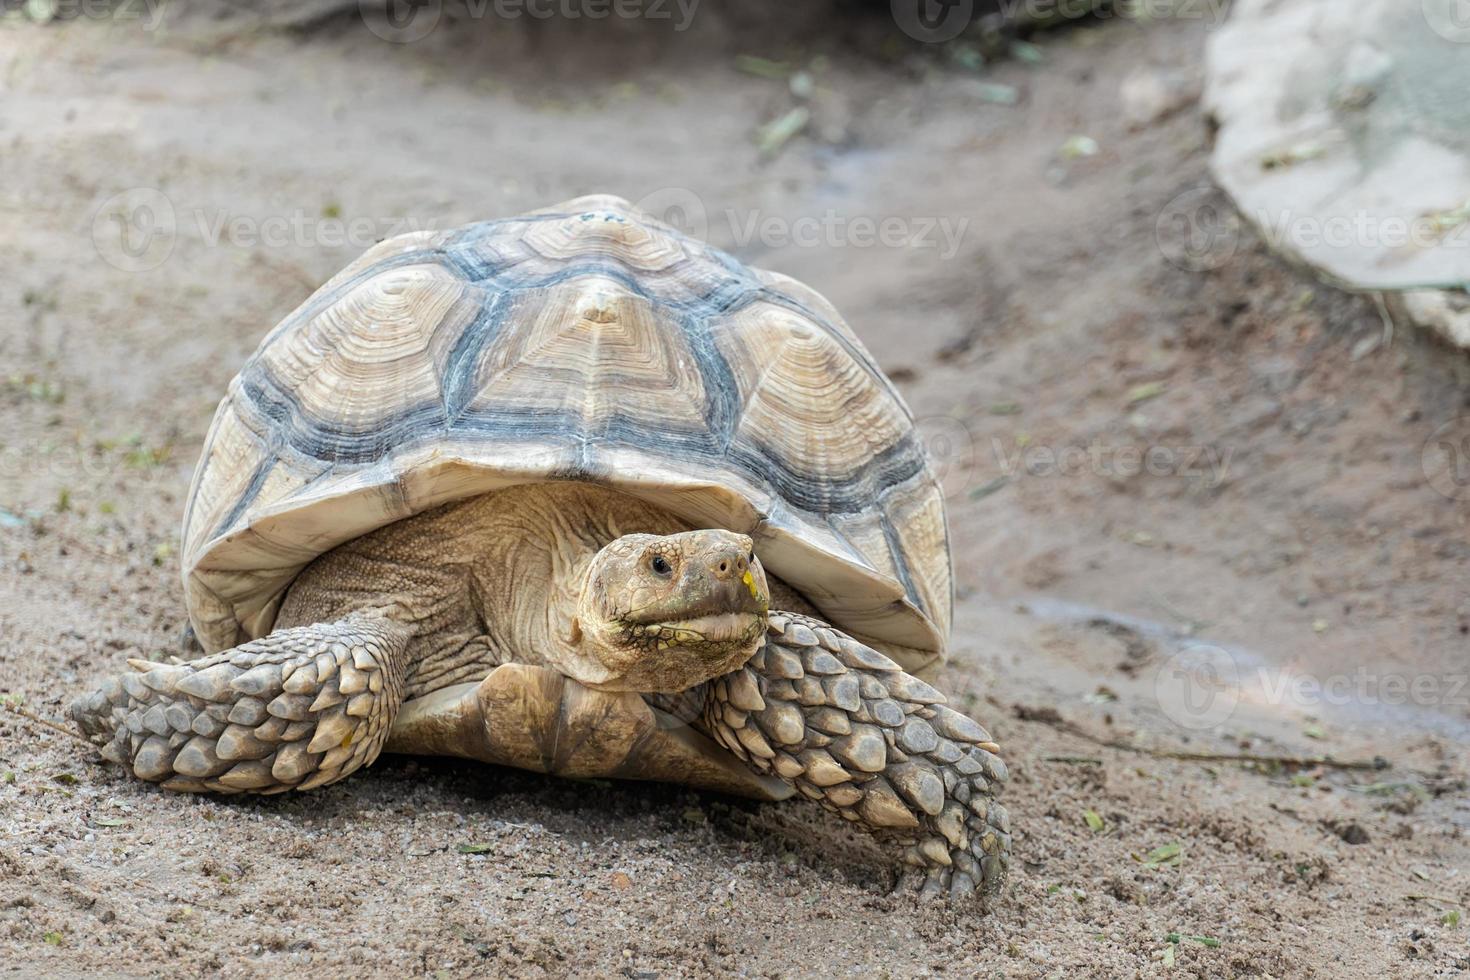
<box><xmin>181</xmin><ymin>195</ymin><xmax>952</xmax><ymax>674</ymax></box>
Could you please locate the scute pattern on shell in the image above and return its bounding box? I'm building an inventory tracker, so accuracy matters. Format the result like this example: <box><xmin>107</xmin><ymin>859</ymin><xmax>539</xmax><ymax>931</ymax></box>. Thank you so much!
<box><xmin>181</xmin><ymin>195</ymin><xmax>952</xmax><ymax>668</ymax></box>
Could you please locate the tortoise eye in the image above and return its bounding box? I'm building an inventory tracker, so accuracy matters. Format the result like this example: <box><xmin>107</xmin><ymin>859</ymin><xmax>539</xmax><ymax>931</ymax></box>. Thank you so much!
<box><xmin>649</xmin><ymin>555</ymin><xmax>672</xmax><ymax>577</ymax></box>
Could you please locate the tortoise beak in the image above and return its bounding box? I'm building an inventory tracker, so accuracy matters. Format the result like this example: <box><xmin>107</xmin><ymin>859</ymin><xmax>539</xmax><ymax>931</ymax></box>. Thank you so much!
<box><xmin>675</xmin><ymin>533</ymin><xmax>768</xmax><ymax>620</ymax></box>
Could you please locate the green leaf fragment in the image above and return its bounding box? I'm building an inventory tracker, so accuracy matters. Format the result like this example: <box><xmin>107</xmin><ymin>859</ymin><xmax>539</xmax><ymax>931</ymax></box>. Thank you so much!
<box><xmin>1422</xmin><ymin>199</ymin><xmax>1470</xmax><ymax>234</ymax></box>
<box><xmin>457</xmin><ymin>843</ymin><xmax>494</xmax><ymax>854</ymax></box>
<box><xmin>1140</xmin><ymin>842</ymin><xmax>1182</xmax><ymax>868</ymax></box>
<box><xmin>1166</xmin><ymin>931</ymin><xmax>1221</xmax><ymax>947</ymax></box>
<box><xmin>1010</xmin><ymin>40</ymin><xmax>1044</xmax><ymax>64</ymax></box>
<box><xmin>948</xmin><ymin>44</ymin><xmax>984</xmax><ymax>71</ymax></box>
<box><xmin>1260</xmin><ymin>140</ymin><xmax>1327</xmax><ymax>170</ymax></box>
<box><xmin>1060</xmin><ymin>134</ymin><xmax>1100</xmax><ymax>159</ymax></box>
<box><xmin>968</xmin><ymin>476</ymin><xmax>1009</xmax><ymax>501</ymax></box>
<box><xmin>1083</xmin><ymin>809</ymin><xmax>1105</xmax><ymax>832</ymax></box>
<box><xmin>734</xmin><ymin>55</ymin><xmax>790</xmax><ymax>79</ymax></box>
<box><xmin>972</xmin><ymin>83</ymin><xmax>1019</xmax><ymax>105</ymax></box>
<box><xmin>1126</xmin><ymin>381</ymin><xmax>1167</xmax><ymax>405</ymax></box>
<box><xmin>755</xmin><ymin>107</ymin><xmax>810</xmax><ymax>157</ymax></box>
<box><xmin>1353</xmin><ymin>780</ymin><xmax>1428</xmax><ymax>800</ymax></box>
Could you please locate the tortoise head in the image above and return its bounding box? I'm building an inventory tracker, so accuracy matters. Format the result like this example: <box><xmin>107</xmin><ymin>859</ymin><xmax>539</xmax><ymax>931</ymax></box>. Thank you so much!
<box><xmin>564</xmin><ymin>529</ymin><xmax>770</xmax><ymax>693</ymax></box>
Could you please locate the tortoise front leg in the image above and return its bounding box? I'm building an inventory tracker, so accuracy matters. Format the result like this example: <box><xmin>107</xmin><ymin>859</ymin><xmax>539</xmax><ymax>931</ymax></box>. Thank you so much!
<box><xmin>702</xmin><ymin>613</ymin><xmax>1011</xmax><ymax>900</ymax></box>
<box><xmin>70</xmin><ymin>614</ymin><xmax>412</xmax><ymax>794</ymax></box>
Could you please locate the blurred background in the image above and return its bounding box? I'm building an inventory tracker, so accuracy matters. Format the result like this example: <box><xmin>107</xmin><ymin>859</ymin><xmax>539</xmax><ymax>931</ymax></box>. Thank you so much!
<box><xmin>2</xmin><ymin>1</ymin><xmax>1469</xmax><ymax>975</ymax></box>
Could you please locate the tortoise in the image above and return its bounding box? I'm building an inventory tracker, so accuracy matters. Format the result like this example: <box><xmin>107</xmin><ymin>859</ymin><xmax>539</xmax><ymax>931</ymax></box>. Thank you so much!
<box><xmin>71</xmin><ymin>195</ymin><xmax>1010</xmax><ymax>899</ymax></box>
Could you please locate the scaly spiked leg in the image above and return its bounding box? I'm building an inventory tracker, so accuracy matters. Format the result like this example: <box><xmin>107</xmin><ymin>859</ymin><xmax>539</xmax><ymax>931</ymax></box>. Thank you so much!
<box><xmin>70</xmin><ymin>615</ymin><xmax>411</xmax><ymax>794</ymax></box>
<box><xmin>702</xmin><ymin>612</ymin><xmax>1011</xmax><ymax>900</ymax></box>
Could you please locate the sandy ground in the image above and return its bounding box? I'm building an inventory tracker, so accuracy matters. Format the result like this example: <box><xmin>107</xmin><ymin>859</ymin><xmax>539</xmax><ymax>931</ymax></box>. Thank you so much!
<box><xmin>2</xmin><ymin>5</ymin><xmax>1469</xmax><ymax>977</ymax></box>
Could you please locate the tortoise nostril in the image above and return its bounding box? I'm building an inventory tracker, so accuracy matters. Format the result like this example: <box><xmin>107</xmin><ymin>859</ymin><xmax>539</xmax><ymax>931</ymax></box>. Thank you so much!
<box><xmin>711</xmin><ymin>550</ymin><xmax>751</xmax><ymax>580</ymax></box>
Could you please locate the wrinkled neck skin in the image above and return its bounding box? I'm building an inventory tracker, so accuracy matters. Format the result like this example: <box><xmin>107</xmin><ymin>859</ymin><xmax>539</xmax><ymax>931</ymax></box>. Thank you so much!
<box><xmin>459</xmin><ymin>483</ymin><xmax>694</xmax><ymax>680</ymax></box>
<box><xmin>283</xmin><ymin>481</ymin><xmax>814</xmax><ymax>698</ymax></box>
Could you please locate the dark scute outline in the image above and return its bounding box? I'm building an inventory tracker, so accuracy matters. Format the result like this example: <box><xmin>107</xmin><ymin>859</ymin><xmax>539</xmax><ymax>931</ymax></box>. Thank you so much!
<box><xmin>216</xmin><ymin>207</ymin><xmax>942</xmax><ymax>615</ymax></box>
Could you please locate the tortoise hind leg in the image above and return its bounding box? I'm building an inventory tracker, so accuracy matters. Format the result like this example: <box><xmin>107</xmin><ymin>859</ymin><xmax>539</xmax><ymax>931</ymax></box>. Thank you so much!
<box><xmin>70</xmin><ymin>614</ymin><xmax>412</xmax><ymax>794</ymax></box>
<box><xmin>702</xmin><ymin>612</ymin><xmax>1012</xmax><ymax>900</ymax></box>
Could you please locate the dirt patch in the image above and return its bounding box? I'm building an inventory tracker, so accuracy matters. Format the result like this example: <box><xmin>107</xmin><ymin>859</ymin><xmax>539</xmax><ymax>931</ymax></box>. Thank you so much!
<box><xmin>2</xmin><ymin>8</ymin><xmax>1468</xmax><ymax>977</ymax></box>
